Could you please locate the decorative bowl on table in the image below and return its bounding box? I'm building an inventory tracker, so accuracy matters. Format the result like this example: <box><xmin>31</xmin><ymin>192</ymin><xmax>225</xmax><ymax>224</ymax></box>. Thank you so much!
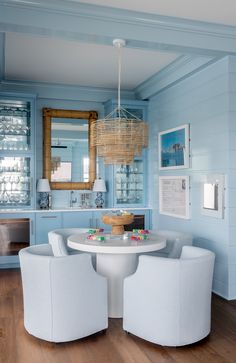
<box><xmin>102</xmin><ymin>213</ymin><xmax>134</xmax><ymax>235</ymax></box>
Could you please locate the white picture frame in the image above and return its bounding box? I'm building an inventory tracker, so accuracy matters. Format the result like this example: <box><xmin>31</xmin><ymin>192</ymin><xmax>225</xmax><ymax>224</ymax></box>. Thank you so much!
<box><xmin>159</xmin><ymin>175</ymin><xmax>190</xmax><ymax>219</ymax></box>
<box><xmin>158</xmin><ymin>124</ymin><xmax>190</xmax><ymax>170</ymax></box>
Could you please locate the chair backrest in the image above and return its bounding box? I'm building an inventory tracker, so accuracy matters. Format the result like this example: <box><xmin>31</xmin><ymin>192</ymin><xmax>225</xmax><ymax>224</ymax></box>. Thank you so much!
<box><xmin>153</xmin><ymin>230</ymin><xmax>193</xmax><ymax>258</ymax></box>
<box><xmin>19</xmin><ymin>244</ymin><xmax>108</xmax><ymax>342</ymax></box>
<box><xmin>48</xmin><ymin>228</ymin><xmax>88</xmax><ymax>256</ymax></box>
<box><xmin>123</xmin><ymin>246</ymin><xmax>215</xmax><ymax>346</ymax></box>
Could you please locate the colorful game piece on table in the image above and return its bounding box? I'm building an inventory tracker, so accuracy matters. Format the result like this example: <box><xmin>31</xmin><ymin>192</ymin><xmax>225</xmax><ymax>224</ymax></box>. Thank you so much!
<box><xmin>132</xmin><ymin>229</ymin><xmax>149</xmax><ymax>234</ymax></box>
<box><xmin>87</xmin><ymin>228</ymin><xmax>104</xmax><ymax>234</ymax></box>
<box><xmin>87</xmin><ymin>234</ymin><xmax>105</xmax><ymax>241</ymax></box>
<box><xmin>130</xmin><ymin>234</ymin><xmax>149</xmax><ymax>241</ymax></box>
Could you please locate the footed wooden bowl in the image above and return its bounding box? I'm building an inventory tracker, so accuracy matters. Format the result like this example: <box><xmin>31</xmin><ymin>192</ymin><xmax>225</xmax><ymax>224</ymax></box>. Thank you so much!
<box><xmin>102</xmin><ymin>214</ymin><xmax>134</xmax><ymax>235</ymax></box>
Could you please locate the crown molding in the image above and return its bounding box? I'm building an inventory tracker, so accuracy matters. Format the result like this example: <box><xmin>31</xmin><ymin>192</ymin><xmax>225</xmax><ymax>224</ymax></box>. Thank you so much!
<box><xmin>135</xmin><ymin>55</ymin><xmax>219</xmax><ymax>99</ymax></box>
<box><xmin>1</xmin><ymin>1</ymin><xmax>236</xmax><ymax>56</ymax></box>
<box><xmin>0</xmin><ymin>79</ymin><xmax>135</xmax><ymax>102</ymax></box>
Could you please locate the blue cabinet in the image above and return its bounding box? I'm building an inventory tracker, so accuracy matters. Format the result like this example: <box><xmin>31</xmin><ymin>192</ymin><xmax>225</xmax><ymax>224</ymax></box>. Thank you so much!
<box><xmin>0</xmin><ymin>212</ymin><xmax>35</xmax><ymax>268</ymax></box>
<box><xmin>35</xmin><ymin>212</ymin><xmax>62</xmax><ymax>244</ymax></box>
<box><xmin>0</xmin><ymin>92</ymin><xmax>36</xmax><ymax>210</ymax></box>
<box><xmin>0</xmin><ymin>208</ymin><xmax>151</xmax><ymax>268</ymax></box>
<box><xmin>62</xmin><ymin>210</ymin><xmax>110</xmax><ymax>231</ymax></box>
<box><xmin>127</xmin><ymin>209</ymin><xmax>151</xmax><ymax>230</ymax></box>
<box><xmin>62</xmin><ymin>211</ymin><xmax>92</xmax><ymax>228</ymax></box>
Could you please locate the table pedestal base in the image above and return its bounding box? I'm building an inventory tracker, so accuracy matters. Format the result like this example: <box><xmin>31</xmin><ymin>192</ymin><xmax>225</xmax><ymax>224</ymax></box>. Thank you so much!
<box><xmin>96</xmin><ymin>253</ymin><xmax>138</xmax><ymax>318</ymax></box>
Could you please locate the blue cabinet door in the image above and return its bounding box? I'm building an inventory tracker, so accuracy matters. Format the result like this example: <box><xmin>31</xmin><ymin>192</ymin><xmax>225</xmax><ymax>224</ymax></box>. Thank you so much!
<box><xmin>35</xmin><ymin>212</ymin><xmax>62</xmax><ymax>244</ymax></box>
<box><xmin>62</xmin><ymin>211</ymin><xmax>93</xmax><ymax>228</ymax></box>
<box><xmin>0</xmin><ymin>92</ymin><xmax>36</xmax><ymax>210</ymax></box>
<box><xmin>0</xmin><ymin>212</ymin><xmax>35</xmax><ymax>268</ymax></box>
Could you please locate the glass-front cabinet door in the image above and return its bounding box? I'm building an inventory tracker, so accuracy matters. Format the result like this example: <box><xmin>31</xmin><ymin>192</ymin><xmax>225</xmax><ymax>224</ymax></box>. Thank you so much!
<box><xmin>0</xmin><ymin>93</ymin><xmax>35</xmax><ymax>209</ymax></box>
<box><xmin>0</xmin><ymin>157</ymin><xmax>32</xmax><ymax>207</ymax></box>
<box><xmin>114</xmin><ymin>160</ymin><xmax>144</xmax><ymax>206</ymax></box>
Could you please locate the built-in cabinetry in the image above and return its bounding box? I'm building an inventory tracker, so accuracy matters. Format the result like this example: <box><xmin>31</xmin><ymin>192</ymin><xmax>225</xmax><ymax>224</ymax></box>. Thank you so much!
<box><xmin>0</xmin><ymin>93</ymin><xmax>35</xmax><ymax>209</ymax></box>
<box><xmin>0</xmin><ymin>208</ymin><xmax>151</xmax><ymax>267</ymax></box>
<box><xmin>104</xmin><ymin>99</ymin><xmax>148</xmax><ymax>208</ymax></box>
<box><xmin>114</xmin><ymin>159</ymin><xmax>144</xmax><ymax>206</ymax></box>
<box><xmin>0</xmin><ymin>212</ymin><xmax>35</xmax><ymax>268</ymax></box>
<box><xmin>35</xmin><ymin>212</ymin><xmax>62</xmax><ymax>244</ymax></box>
<box><xmin>62</xmin><ymin>210</ymin><xmax>109</xmax><ymax>230</ymax></box>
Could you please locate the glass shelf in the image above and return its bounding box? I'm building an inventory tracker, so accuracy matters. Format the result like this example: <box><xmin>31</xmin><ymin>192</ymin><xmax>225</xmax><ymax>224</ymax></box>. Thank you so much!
<box><xmin>114</xmin><ymin>160</ymin><xmax>144</xmax><ymax>205</ymax></box>
<box><xmin>0</xmin><ymin>157</ymin><xmax>31</xmax><ymax>207</ymax></box>
<box><xmin>0</xmin><ymin>94</ymin><xmax>35</xmax><ymax>210</ymax></box>
<box><xmin>0</xmin><ymin>102</ymin><xmax>31</xmax><ymax>151</ymax></box>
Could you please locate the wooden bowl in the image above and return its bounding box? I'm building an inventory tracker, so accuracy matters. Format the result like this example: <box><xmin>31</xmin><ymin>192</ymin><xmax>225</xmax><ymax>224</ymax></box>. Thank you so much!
<box><xmin>102</xmin><ymin>214</ymin><xmax>134</xmax><ymax>235</ymax></box>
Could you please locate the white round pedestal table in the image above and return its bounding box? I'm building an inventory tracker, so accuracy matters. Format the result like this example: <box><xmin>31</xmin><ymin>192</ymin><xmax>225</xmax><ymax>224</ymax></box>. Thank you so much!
<box><xmin>68</xmin><ymin>233</ymin><xmax>166</xmax><ymax>318</ymax></box>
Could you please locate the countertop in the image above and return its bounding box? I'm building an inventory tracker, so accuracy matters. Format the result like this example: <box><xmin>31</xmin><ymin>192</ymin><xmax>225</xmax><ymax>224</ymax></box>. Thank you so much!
<box><xmin>0</xmin><ymin>207</ymin><xmax>151</xmax><ymax>214</ymax></box>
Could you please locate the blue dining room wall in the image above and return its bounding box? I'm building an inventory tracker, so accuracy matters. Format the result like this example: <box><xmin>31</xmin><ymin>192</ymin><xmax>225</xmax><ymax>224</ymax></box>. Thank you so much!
<box><xmin>147</xmin><ymin>55</ymin><xmax>235</xmax><ymax>299</ymax></box>
<box><xmin>228</xmin><ymin>56</ymin><xmax>236</xmax><ymax>299</ymax></box>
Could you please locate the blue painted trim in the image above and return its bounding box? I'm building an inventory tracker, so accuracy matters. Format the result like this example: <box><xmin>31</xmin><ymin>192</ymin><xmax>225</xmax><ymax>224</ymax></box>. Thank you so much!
<box><xmin>1</xmin><ymin>1</ymin><xmax>236</xmax><ymax>56</ymax></box>
<box><xmin>0</xmin><ymin>90</ymin><xmax>36</xmax><ymax>99</ymax></box>
<box><xmin>104</xmin><ymin>98</ymin><xmax>148</xmax><ymax>107</ymax></box>
<box><xmin>0</xmin><ymin>33</ymin><xmax>5</xmax><ymax>81</ymax></box>
<box><xmin>0</xmin><ymin>80</ymin><xmax>135</xmax><ymax>102</ymax></box>
<box><xmin>135</xmin><ymin>55</ymin><xmax>219</xmax><ymax>99</ymax></box>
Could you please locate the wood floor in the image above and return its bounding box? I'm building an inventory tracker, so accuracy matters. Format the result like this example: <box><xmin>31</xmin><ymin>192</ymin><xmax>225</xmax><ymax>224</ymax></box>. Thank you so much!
<box><xmin>1</xmin><ymin>269</ymin><xmax>236</xmax><ymax>363</ymax></box>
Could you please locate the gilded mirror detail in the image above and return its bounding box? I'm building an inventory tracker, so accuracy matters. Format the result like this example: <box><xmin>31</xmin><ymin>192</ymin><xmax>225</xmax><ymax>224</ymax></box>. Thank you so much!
<box><xmin>43</xmin><ymin>108</ymin><xmax>97</xmax><ymax>190</ymax></box>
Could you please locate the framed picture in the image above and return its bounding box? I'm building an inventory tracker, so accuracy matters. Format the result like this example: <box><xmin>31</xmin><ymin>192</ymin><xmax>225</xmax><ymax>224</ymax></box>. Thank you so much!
<box><xmin>158</xmin><ymin>124</ymin><xmax>189</xmax><ymax>170</ymax></box>
<box><xmin>159</xmin><ymin>176</ymin><xmax>190</xmax><ymax>219</ymax></box>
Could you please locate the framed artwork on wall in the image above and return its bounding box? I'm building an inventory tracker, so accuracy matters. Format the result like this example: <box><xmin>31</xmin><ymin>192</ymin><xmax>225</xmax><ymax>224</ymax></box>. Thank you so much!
<box><xmin>159</xmin><ymin>175</ymin><xmax>190</xmax><ymax>219</ymax></box>
<box><xmin>158</xmin><ymin>124</ymin><xmax>190</xmax><ymax>170</ymax></box>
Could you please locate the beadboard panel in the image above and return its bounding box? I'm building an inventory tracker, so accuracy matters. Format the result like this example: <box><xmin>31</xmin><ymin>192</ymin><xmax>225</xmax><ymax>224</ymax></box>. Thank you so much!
<box><xmin>229</xmin><ymin>227</ymin><xmax>236</xmax><ymax>245</ymax></box>
<box><xmin>228</xmin><ymin>57</ymin><xmax>236</xmax><ymax>299</ymax></box>
<box><xmin>148</xmin><ymin>57</ymin><xmax>230</xmax><ymax>298</ymax></box>
<box><xmin>190</xmin><ymin>131</ymin><xmax>229</xmax><ymax>152</ymax></box>
<box><xmin>228</xmin><ymin>189</ymin><xmax>236</xmax><ymax>207</ymax></box>
<box><xmin>229</xmin><ymin>272</ymin><xmax>236</xmax><ymax>296</ymax></box>
<box><xmin>213</xmin><ymin>280</ymin><xmax>229</xmax><ymax>298</ymax></box>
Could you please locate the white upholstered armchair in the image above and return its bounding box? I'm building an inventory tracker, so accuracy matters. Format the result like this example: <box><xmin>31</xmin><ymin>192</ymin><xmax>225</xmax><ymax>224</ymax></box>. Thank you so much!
<box><xmin>123</xmin><ymin>246</ymin><xmax>215</xmax><ymax>346</ymax></box>
<box><xmin>147</xmin><ymin>230</ymin><xmax>193</xmax><ymax>258</ymax></box>
<box><xmin>48</xmin><ymin>228</ymin><xmax>89</xmax><ymax>256</ymax></box>
<box><xmin>19</xmin><ymin>244</ymin><xmax>108</xmax><ymax>342</ymax></box>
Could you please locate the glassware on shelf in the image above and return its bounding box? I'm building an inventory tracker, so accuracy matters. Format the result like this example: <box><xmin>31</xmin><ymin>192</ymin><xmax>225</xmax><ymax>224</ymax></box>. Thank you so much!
<box><xmin>115</xmin><ymin>160</ymin><xmax>144</xmax><ymax>205</ymax></box>
<box><xmin>0</xmin><ymin>156</ymin><xmax>31</xmax><ymax>207</ymax></box>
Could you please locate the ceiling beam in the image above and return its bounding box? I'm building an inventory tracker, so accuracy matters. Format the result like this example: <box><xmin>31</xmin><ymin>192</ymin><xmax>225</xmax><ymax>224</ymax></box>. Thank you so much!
<box><xmin>135</xmin><ymin>55</ymin><xmax>219</xmax><ymax>99</ymax></box>
<box><xmin>1</xmin><ymin>0</ymin><xmax>236</xmax><ymax>57</ymax></box>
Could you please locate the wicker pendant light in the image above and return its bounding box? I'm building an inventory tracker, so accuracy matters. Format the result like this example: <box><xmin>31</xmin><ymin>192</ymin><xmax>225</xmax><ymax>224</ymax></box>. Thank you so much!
<box><xmin>91</xmin><ymin>39</ymin><xmax>148</xmax><ymax>165</ymax></box>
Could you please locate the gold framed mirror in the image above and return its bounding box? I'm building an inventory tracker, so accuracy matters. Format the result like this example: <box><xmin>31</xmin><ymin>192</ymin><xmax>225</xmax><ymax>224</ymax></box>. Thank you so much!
<box><xmin>43</xmin><ymin>108</ymin><xmax>97</xmax><ymax>190</ymax></box>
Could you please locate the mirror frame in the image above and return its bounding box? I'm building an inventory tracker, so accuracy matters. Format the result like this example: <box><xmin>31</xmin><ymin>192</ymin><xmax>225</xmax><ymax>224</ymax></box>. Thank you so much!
<box><xmin>43</xmin><ymin>108</ymin><xmax>97</xmax><ymax>190</ymax></box>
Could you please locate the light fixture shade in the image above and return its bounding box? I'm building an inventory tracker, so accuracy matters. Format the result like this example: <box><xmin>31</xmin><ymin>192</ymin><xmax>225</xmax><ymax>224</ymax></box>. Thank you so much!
<box><xmin>93</xmin><ymin>179</ymin><xmax>107</xmax><ymax>192</ymax></box>
<box><xmin>37</xmin><ymin>178</ymin><xmax>51</xmax><ymax>192</ymax></box>
<box><xmin>90</xmin><ymin>39</ymin><xmax>148</xmax><ymax>165</ymax></box>
<box><xmin>91</xmin><ymin>114</ymin><xmax>148</xmax><ymax>164</ymax></box>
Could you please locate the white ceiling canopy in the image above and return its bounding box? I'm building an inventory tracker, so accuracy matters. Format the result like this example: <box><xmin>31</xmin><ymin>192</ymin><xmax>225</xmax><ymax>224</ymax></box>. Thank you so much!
<box><xmin>79</xmin><ymin>0</ymin><xmax>236</xmax><ymax>26</ymax></box>
<box><xmin>5</xmin><ymin>33</ymin><xmax>179</xmax><ymax>90</ymax></box>
<box><xmin>4</xmin><ymin>0</ymin><xmax>236</xmax><ymax>91</ymax></box>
